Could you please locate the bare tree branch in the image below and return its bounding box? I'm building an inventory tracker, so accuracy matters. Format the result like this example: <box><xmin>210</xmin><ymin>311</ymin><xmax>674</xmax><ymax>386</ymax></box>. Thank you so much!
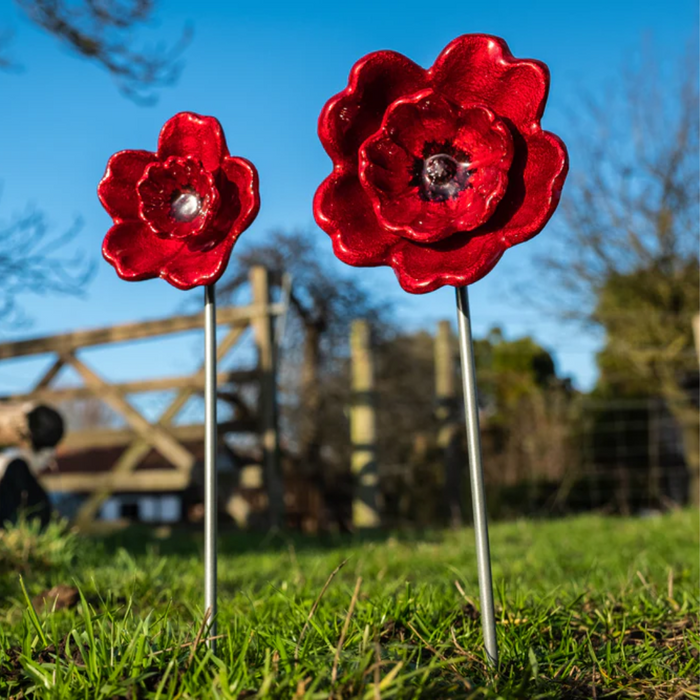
<box><xmin>0</xmin><ymin>205</ymin><xmax>95</xmax><ymax>326</ymax></box>
<box><xmin>0</xmin><ymin>27</ymin><xmax>20</xmax><ymax>71</ymax></box>
<box><xmin>534</xmin><ymin>40</ymin><xmax>698</xmax><ymax>324</ymax></box>
<box><xmin>218</xmin><ymin>229</ymin><xmax>396</xmax><ymax>479</ymax></box>
<box><xmin>13</xmin><ymin>0</ymin><xmax>191</xmax><ymax>104</ymax></box>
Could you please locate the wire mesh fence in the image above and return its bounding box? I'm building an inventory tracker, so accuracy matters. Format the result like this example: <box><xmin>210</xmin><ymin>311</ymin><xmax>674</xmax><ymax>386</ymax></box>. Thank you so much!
<box><xmin>372</xmin><ymin>394</ymin><xmax>696</xmax><ymax>528</ymax></box>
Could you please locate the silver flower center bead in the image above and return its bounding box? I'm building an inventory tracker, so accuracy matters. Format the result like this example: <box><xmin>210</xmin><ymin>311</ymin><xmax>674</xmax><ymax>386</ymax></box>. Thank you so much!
<box><xmin>171</xmin><ymin>190</ymin><xmax>202</xmax><ymax>222</ymax></box>
<box><xmin>422</xmin><ymin>154</ymin><xmax>471</xmax><ymax>201</ymax></box>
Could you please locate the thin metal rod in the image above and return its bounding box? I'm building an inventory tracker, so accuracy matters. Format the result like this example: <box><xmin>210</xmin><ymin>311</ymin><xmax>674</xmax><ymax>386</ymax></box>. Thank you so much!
<box><xmin>204</xmin><ymin>284</ymin><xmax>218</xmax><ymax>650</ymax></box>
<box><xmin>455</xmin><ymin>286</ymin><xmax>498</xmax><ymax>667</ymax></box>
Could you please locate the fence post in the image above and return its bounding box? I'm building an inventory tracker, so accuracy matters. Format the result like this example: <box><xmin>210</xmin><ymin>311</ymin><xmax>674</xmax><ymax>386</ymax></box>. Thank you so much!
<box><xmin>350</xmin><ymin>319</ymin><xmax>380</xmax><ymax>529</ymax></box>
<box><xmin>435</xmin><ymin>320</ymin><xmax>465</xmax><ymax>527</ymax></box>
<box><xmin>250</xmin><ymin>266</ymin><xmax>284</xmax><ymax>529</ymax></box>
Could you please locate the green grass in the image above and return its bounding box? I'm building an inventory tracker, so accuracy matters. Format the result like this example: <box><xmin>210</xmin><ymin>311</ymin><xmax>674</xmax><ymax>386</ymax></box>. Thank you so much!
<box><xmin>1</xmin><ymin>510</ymin><xmax>698</xmax><ymax>699</ymax></box>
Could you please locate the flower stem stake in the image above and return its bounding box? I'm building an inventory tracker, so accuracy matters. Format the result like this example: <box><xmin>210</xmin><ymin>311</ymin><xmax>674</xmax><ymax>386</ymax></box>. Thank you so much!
<box><xmin>99</xmin><ymin>112</ymin><xmax>261</xmax><ymax>652</ymax></box>
<box><xmin>313</xmin><ymin>34</ymin><xmax>569</xmax><ymax>666</ymax></box>
<box><xmin>203</xmin><ymin>283</ymin><xmax>218</xmax><ymax>645</ymax></box>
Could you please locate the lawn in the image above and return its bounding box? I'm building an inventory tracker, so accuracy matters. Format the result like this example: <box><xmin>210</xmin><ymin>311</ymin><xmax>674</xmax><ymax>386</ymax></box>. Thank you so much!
<box><xmin>0</xmin><ymin>510</ymin><xmax>698</xmax><ymax>699</ymax></box>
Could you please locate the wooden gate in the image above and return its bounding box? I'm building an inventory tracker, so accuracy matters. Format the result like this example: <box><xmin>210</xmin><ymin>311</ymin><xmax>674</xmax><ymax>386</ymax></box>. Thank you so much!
<box><xmin>0</xmin><ymin>266</ymin><xmax>283</xmax><ymax>525</ymax></box>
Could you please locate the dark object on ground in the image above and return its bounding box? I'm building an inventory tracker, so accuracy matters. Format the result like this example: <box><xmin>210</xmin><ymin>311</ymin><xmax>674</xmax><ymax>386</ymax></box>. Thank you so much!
<box><xmin>27</xmin><ymin>405</ymin><xmax>64</xmax><ymax>451</ymax></box>
<box><xmin>31</xmin><ymin>585</ymin><xmax>79</xmax><ymax>612</ymax></box>
<box><xmin>0</xmin><ymin>457</ymin><xmax>52</xmax><ymax>528</ymax></box>
<box><xmin>0</xmin><ymin>458</ymin><xmax>52</xmax><ymax>528</ymax></box>
<box><xmin>0</xmin><ymin>403</ymin><xmax>64</xmax><ymax>528</ymax></box>
<box><xmin>0</xmin><ymin>402</ymin><xmax>64</xmax><ymax>450</ymax></box>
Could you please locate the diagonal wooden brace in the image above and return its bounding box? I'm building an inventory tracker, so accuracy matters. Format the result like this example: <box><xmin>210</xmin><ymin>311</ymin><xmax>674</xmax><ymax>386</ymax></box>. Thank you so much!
<box><xmin>63</xmin><ymin>352</ymin><xmax>195</xmax><ymax>474</ymax></box>
<box><xmin>33</xmin><ymin>357</ymin><xmax>65</xmax><ymax>391</ymax></box>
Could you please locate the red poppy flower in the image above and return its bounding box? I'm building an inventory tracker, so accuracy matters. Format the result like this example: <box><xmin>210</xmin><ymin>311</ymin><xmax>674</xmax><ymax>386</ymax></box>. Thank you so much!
<box><xmin>99</xmin><ymin>112</ymin><xmax>260</xmax><ymax>290</ymax></box>
<box><xmin>313</xmin><ymin>34</ymin><xmax>568</xmax><ymax>294</ymax></box>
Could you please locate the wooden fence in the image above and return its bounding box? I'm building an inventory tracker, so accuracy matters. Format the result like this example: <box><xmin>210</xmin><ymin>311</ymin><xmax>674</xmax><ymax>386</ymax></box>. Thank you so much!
<box><xmin>0</xmin><ymin>266</ymin><xmax>283</xmax><ymax>526</ymax></box>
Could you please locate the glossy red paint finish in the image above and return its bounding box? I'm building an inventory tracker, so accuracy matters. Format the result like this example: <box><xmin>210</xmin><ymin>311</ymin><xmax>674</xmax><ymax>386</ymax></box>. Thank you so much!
<box><xmin>313</xmin><ymin>34</ymin><xmax>568</xmax><ymax>294</ymax></box>
<box><xmin>99</xmin><ymin>112</ymin><xmax>260</xmax><ymax>290</ymax></box>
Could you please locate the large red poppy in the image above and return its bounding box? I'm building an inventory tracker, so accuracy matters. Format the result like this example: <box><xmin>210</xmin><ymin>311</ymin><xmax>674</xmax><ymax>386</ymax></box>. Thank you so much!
<box><xmin>99</xmin><ymin>112</ymin><xmax>260</xmax><ymax>290</ymax></box>
<box><xmin>313</xmin><ymin>34</ymin><xmax>568</xmax><ymax>293</ymax></box>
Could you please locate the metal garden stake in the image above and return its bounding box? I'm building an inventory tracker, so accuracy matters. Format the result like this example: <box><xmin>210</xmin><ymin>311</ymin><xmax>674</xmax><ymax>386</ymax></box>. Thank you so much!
<box><xmin>204</xmin><ymin>284</ymin><xmax>218</xmax><ymax>647</ymax></box>
<box><xmin>456</xmin><ymin>286</ymin><xmax>497</xmax><ymax>665</ymax></box>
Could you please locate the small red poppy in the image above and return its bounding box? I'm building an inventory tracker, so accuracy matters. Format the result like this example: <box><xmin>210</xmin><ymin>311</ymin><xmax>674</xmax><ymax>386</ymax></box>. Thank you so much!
<box><xmin>313</xmin><ymin>34</ymin><xmax>568</xmax><ymax>294</ymax></box>
<box><xmin>99</xmin><ymin>112</ymin><xmax>260</xmax><ymax>290</ymax></box>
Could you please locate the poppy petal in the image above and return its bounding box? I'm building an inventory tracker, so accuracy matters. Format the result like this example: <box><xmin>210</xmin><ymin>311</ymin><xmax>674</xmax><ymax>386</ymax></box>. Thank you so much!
<box><xmin>102</xmin><ymin>221</ymin><xmax>183</xmax><ymax>282</ymax></box>
<box><xmin>158</xmin><ymin>112</ymin><xmax>229</xmax><ymax>172</ymax></box>
<box><xmin>491</xmin><ymin>128</ymin><xmax>568</xmax><ymax>246</ymax></box>
<box><xmin>221</xmin><ymin>156</ymin><xmax>261</xmax><ymax>235</ymax></box>
<box><xmin>319</xmin><ymin>51</ymin><xmax>427</xmax><ymax>167</ymax></box>
<box><xmin>98</xmin><ymin>150</ymin><xmax>155</xmax><ymax>222</ymax></box>
<box><xmin>161</xmin><ymin>237</ymin><xmax>235</xmax><ymax>290</ymax></box>
<box><xmin>314</xmin><ymin>171</ymin><xmax>399</xmax><ymax>266</ymax></box>
<box><xmin>430</xmin><ymin>34</ymin><xmax>549</xmax><ymax>129</ymax></box>
<box><xmin>391</xmin><ymin>231</ymin><xmax>506</xmax><ymax>294</ymax></box>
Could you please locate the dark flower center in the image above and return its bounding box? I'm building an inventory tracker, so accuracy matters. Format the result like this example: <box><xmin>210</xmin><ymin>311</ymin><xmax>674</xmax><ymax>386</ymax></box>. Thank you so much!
<box><xmin>171</xmin><ymin>189</ymin><xmax>202</xmax><ymax>222</ymax></box>
<box><xmin>410</xmin><ymin>141</ymin><xmax>474</xmax><ymax>203</ymax></box>
<box><xmin>424</xmin><ymin>154</ymin><xmax>458</xmax><ymax>187</ymax></box>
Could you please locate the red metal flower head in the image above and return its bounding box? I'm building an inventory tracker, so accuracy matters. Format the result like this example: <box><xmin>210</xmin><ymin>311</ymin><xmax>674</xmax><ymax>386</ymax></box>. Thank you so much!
<box><xmin>99</xmin><ymin>112</ymin><xmax>260</xmax><ymax>290</ymax></box>
<box><xmin>314</xmin><ymin>34</ymin><xmax>568</xmax><ymax>293</ymax></box>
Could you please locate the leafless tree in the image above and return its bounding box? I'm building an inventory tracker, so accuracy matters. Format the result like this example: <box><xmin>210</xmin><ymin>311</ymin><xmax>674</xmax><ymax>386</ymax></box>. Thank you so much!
<box><xmin>534</xmin><ymin>42</ymin><xmax>699</xmax><ymax>502</ymax></box>
<box><xmin>58</xmin><ymin>396</ymin><xmax>119</xmax><ymax>432</ymax></box>
<box><xmin>219</xmin><ymin>230</ymin><xmax>394</xmax><ymax>481</ymax></box>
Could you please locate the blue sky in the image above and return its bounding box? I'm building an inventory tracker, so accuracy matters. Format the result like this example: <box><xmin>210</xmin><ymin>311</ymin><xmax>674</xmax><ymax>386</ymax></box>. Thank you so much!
<box><xmin>0</xmin><ymin>0</ymin><xmax>696</xmax><ymax>396</ymax></box>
